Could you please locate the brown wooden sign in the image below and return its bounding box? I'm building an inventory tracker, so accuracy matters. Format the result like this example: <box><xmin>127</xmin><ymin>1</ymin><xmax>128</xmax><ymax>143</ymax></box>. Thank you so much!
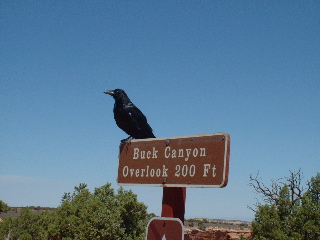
<box><xmin>146</xmin><ymin>217</ymin><xmax>184</xmax><ymax>240</ymax></box>
<box><xmin>117</xmin><ymin>133</ymin><xmax>230</xmax><ymax>188</ymax></box>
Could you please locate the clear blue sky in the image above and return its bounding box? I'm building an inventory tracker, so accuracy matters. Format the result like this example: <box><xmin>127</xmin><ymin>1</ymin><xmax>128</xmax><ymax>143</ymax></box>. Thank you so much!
<box><xmin>1</xmin><ymin>1</ymin><xmax>319</xmax><ymax>221</ymax></box>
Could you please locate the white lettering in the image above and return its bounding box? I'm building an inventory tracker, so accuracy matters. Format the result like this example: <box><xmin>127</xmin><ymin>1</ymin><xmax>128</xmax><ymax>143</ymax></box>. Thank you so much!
<box><xmin>178</xmin><ymin>149</ymin><xmax>184</xmax><ymax>158</ymax></box>
<box><xmin>175</xmin><ymin>164</ymin><xmax>197</xmax><ymax>177</ymax></box>
<box><xmin>152</xmin><ymin>147</ymin><xmax>158</xmax><ymax>158</ymax></box>
<box><xmin>185</xmin><ymin>149</ymin><xmax>191</xmax><ymax>161</ymax></box>
<box><xmin>162</xmin><ymin>165</ymin><xmax>168</xmax><ymax>177</ymax></box>
<box><xmin>203</xmin><ymin>164</ymin><xmax>211</xmax><ymax>177</ymax></box>
<box><xmin>171</xmin><ymin>149</ymin><xmax>177</xmax><ymax>158</ymax></box>
<box><xmin>203</xmin><ymin>164</ymin><xmax>217</xmax><ymax>177</ymax></box>
<box><xmin>175</xmin><ymin>165</ymin><xmax>180</xmax><ymax>177</ymax></box>
<box><xmin>165</xmin><ymin>147</ymin><xmax>170</xmax><ymax>158</ymax></box>
<box><xmin>140</xmin><ymin>150</ymin><xmax>145</xmax><ymax>159</ymax></box>
<box><xmin>133</xmin><ymin>147</ymin><xmax>206</xmax><ymax>161</ymax></box>
<box><xmin>200</xmin><ymin>148</ymin><xmax>206</xmax><ymax>157</ymax></box>
<box><xmin>150</xmin><ymin>169</ymin><xmax>155</xmax><ymax>177</ymax></box>
<box><xmin>164</xmin><ymin>147</ymin><xmax>207</xmax><ymax>161</ymax></box>
<box><xmin>193</xmin><ymin>148</ymin><xmax>198</xmax><ymax>157</ymax></box>
<box><xmin>122</xmin><ymin>165</ymin><xmax>169</xmax><ymax>178</ymax></box>
<box><xmin>133</xmin><ymin>148</ymin><xmax>139</xmax><ymax>159</ymax></box>
<box><xmin>212</xmin><ymin>165</ymin><xmax>217</xmax><ymax>177</ymax></box>
<box><xmin>123</xmin><ymin>166</ymin><xmax>129</xmax><ymax>177</ymax></box>
<box><xmin>132</xmin><ymin>147</ymin><xmax>159</xmax><ymax>159</ymax></box>
<box><xmin>190</xmin><ymin>165</ymin><xmax>196</xmax><ymax>177</ymax></box>
<box><xmin>182</xmin><ymin>165</ymin><xmax>188</xmax><ymax>177</ymax></box>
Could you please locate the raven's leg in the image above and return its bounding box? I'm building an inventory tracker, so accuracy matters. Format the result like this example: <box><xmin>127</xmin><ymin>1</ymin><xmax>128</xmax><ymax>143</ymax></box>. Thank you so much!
<box><xmin>120</xmin><ymin>136</ymin><xmax>133</xmax><ymax>152</ymax></box>
<box><xmin>121</xmin><ymin>136</ymin><xmax>133</xmax><ymax>143</ymax></box>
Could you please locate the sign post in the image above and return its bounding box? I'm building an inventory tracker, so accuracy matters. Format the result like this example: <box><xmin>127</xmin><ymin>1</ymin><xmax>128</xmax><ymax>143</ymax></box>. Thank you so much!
<box><xmin>117</xmin><ymin>132</ymin><xmax>230</xmax><ymax>234</ymax></box>
<box><xmin>161</xmin><ymin>187</ymin><xmax>186</xmax><ymax>223</ymax></box>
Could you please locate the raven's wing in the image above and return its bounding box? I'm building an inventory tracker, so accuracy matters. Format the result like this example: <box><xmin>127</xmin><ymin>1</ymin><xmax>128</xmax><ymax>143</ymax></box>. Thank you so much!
<box><xmin>125</xmin><ymin>103</ymin><xmax>155</xmax><ymax>138</ymax></box>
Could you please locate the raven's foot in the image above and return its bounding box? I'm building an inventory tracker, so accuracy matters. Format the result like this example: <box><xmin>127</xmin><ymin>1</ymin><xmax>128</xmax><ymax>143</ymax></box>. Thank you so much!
<box><xmin>121</xmin><ymin>136</ymin><xmax>133</xmax><ymax>143</ymax></box>
<box><xmin>120</xmin><ymin>137</ymin><xmax>133</xmax><ymax>153</ymax></box>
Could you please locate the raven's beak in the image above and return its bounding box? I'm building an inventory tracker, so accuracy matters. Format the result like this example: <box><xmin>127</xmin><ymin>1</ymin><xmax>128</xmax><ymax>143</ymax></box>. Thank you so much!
<box><xmin>104</xmin><ymin>90</ymin><xmax>115</xmax><ymax>96</ymax></box>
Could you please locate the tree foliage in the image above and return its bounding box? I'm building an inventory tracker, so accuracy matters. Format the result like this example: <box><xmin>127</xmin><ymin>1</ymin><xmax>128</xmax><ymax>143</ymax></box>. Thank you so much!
<box><xmin>0</xmin><ymin>201</ymin><xmax>10</xmax><ymax>213</ymax></box>
<box><xmin>249</xmin><ymin>170</ymin><xmax>320</xmax><ymax>240</ymax></box>
<box><xmin>0</xmin><ymin>183</ymin><xmax>151</xmax><ymax>240</ymax></box>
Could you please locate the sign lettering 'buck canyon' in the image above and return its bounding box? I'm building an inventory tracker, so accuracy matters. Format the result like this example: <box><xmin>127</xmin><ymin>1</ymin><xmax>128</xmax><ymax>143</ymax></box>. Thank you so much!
<box><xmin>118</xmin><ymin>133</ymin><xmax>230</xmax><ymax>188</ymax></box>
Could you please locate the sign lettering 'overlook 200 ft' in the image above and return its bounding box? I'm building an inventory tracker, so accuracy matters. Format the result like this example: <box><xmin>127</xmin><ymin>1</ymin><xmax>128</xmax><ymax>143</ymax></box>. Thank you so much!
<box><xmin>118</xmin><ymin>133</ymin><xmax>230</xmax><ymax>188</ymax></box>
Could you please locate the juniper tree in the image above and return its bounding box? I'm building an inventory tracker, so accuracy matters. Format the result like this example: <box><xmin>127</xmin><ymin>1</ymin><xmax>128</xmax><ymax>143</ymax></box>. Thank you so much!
<box><xmin>249</xmin><ymin>170</ymin><xmax>320</xmax><ymax>240</ymax></box>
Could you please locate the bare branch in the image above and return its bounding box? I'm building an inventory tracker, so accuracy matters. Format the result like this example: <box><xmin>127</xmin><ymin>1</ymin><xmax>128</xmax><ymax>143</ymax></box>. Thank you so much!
<box><xmin>247</xmin><ymin>197</ymin><xmax>262</xmax><ymax>213</ymax></box>
<box><xmin>249</xmin><ymin>169</ymin><xmax>306</xmax><ymax>207</ymax></box>
<box><xmin>285</xmin><ymin>169</ymin><xmax>304</xmax><ymax>204</ymax></box>
<box><xmin>249</xmin><ymin>172</ymin><xmax>283</xmax><ymax>205</ymax></box>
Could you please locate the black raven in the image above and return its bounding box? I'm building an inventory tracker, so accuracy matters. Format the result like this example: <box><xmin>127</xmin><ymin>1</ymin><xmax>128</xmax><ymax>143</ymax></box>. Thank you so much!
<box><xmin>104</xmin><ymin>89</ymin><xmax>155</xmax><ymax>139</ymax></box>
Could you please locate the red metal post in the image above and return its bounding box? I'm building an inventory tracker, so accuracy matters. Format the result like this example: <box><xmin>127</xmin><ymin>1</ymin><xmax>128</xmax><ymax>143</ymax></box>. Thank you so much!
<box><xmin>161</xmin><ymin>187</ymin><xmax>186</xmax><ymax>223</ymax></box>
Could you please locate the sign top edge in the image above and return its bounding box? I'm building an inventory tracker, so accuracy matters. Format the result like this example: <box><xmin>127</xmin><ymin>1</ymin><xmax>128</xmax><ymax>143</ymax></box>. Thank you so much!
<box><xmin>128</xmin><ymin>132</ymin><xmax>230</xmax><ymax>142</ymax></box>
